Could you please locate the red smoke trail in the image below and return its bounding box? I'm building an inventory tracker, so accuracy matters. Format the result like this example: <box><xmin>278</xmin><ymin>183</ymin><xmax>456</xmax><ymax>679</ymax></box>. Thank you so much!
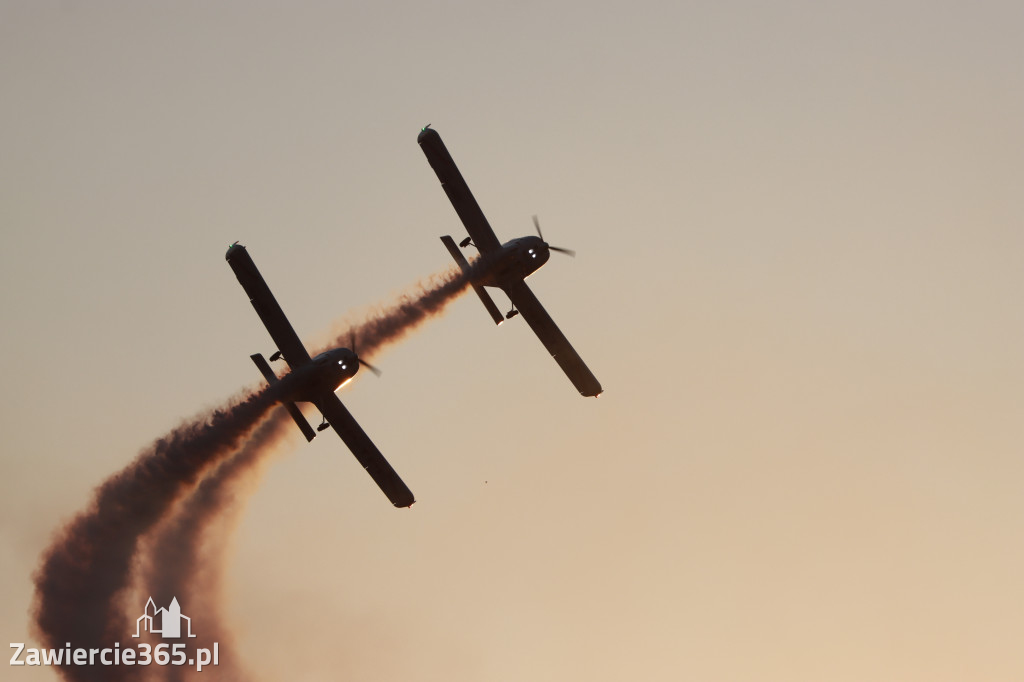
<box><xmin>31</xmin><ymin>388</ymin><xmax>277</xmax><ymax>682</ymax></box>
<box><xmin>318</xmin><ymin>264</ymin><xmax>472</xmax><ymax>359</ymax></box>
<box><xmin>141</xmin><ymin>407</ymin><xmax>296</xmax><ymax>682</ymax></box>
<box><xmin>31</xmin><ymin>262</ymin><xmax>478</xmax><ymax>682</ymax></box>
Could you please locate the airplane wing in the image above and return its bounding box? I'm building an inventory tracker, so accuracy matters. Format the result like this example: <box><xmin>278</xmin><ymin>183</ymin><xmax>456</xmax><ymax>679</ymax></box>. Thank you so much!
<box><xmin>417</xmin><ymin>127</ymin><xmax>503</xmax><ymax>254</ymax></box>
<box><xmin>504</xmin><ymin>280</ymin><xmax>603</xmax><ymax>397</ymax></box>
<box><xmin>312</xmin><ymin>392</ymin><xmax>415</xmax><ymax>508</ymax></box>
<box><xmin>226</xmin><ymin>244</ymin><xmax>311</xmax><ymax>367</ymax></box>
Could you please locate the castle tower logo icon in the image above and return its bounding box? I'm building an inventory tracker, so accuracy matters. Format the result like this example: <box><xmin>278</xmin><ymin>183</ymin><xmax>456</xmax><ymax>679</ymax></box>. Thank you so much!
<box><xmin>132</xmin><ymin>597</ymin><xmax>197</xmax><ymax>639</ymax></box>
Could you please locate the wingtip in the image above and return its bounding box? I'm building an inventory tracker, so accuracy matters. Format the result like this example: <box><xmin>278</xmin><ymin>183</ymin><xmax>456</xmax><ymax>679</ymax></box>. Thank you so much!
<box><xmin>225</xmin><ymin>241</ymin><xmax>245</xmax><ymax>261</ymax></box>
<box><xmin>417</xmin><ymin>125</ymin><xmax>439</xmax><ymax>144</ymax></box>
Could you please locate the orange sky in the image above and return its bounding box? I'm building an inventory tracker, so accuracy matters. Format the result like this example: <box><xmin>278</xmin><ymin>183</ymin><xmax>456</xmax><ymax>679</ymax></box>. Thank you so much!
<box><xmin>2</xmin><ymin>2</ymin><xmax>1022</xmax><ymax>680</ymax></box>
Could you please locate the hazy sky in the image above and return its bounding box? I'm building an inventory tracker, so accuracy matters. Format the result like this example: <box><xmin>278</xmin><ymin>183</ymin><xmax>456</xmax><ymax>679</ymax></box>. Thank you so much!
<box><xmin>2</xmin><ymin>1</ymin><xmax>1022</xmax><ymax>680</ymax></box>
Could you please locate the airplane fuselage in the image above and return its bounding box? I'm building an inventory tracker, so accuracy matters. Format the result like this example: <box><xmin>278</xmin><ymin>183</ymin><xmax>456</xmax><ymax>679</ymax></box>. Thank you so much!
<box><xmin>274</xmin><ymin>347</ymin><xmax>360</xmax><ymax>403</ymax></box>
<box><xmin>476</xmin><ymin>236</ymin><xmax>551</xmax><ymax>289</ymax></box>
<box><xmin>228</xmin><ymin>241</ymin><xmax>415</xmax><ymax>507</ymax></box>
<box><xmin>419</xmin><ymin>125</ymin><xmax>603</xmax><ymax>397</ymax></box>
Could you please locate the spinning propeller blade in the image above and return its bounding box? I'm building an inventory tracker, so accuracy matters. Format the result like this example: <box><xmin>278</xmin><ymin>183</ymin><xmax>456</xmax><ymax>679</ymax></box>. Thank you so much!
<box><xmin>350</xmin><ymin>332</ymin><xmax>383</xmax><ymax>377</ymax></box>
<box><xmin>533</xmin><ymin>215</ymin><xmax>576</xmax><ymax>258</ymax></box>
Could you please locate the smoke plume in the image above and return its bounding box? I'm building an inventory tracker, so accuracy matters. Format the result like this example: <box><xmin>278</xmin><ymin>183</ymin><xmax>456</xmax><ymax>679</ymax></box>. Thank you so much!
<box><xmin>141</xmin><ymin>407</ymin><xmax>296</xmax><ymax>682</ymax></box>
<box><xmin>32</xmin><ymin>388</ymin><xmax>277</xmax><ymax>682</ymax></box>
<box><xmin>319</xmin><ymin>263</ymin><xmax>473</xmax><ymax>359</ymax></box>
<box><xmin>31</xmin><ymin>262</ymin><xmax>479</xmax><ymax>681</ymax></box>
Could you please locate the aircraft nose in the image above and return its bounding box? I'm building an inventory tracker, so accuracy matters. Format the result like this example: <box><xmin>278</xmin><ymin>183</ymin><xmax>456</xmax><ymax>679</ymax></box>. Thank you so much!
<box><xmin>535</xmin><ymin>242</ymin><xmax>550</xmax><ymax>261</ymax></box>
<box><xmin>342</xmin><ymin>350</ymin><xmax>356</xmax><ymax>369</ymax></box>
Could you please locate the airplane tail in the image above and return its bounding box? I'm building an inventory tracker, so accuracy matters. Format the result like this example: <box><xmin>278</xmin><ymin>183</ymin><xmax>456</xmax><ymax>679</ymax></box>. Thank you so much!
<box><xmin>249</xmin><ymin>353</ymin><xmax>317</xmax><ymax>442</ymax></box>
<box><xmin>440</xmin><ymin>235</ymin><xmax>504</xmax><ymax>326</ymax></box>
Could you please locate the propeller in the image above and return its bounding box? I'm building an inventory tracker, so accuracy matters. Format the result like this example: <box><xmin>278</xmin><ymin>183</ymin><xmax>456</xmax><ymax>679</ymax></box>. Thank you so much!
<box><xmin>532</xmin><ymin>215</ymin><xmax>576</xmax><ymax>257</ymax></box>
<box><xmin>350</xmin><ymin>332</ymin><xmax>382</xmax><ymax>377</ymax></box>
